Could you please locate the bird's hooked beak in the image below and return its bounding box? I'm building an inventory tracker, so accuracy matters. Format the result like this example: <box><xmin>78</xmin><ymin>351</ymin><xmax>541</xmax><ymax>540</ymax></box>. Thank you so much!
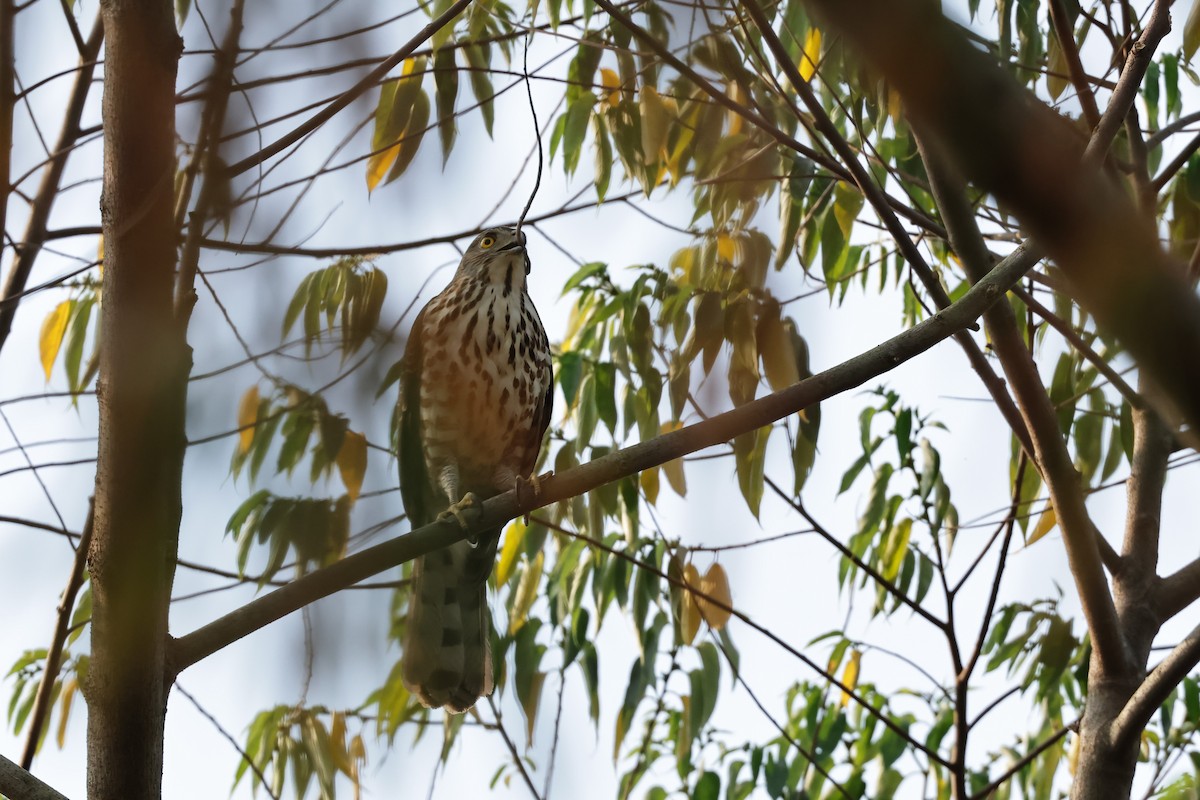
<box><xmin>498</xmin><ymin>230</ymin><xmax>530</xmax><ymax>274</ymax></box>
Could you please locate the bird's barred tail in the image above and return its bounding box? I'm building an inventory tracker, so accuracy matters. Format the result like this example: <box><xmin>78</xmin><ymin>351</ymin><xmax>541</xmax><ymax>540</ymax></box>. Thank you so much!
<box><xmin>401</xmin><ymin>528</ymin><xmax>499</xmax><ymax>713</ymax></box>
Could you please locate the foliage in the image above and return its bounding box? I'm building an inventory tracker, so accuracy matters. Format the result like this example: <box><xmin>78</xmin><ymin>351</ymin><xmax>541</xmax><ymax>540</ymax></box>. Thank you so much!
<box><xmin>6</xmin><ymin>0</ymin><xmax>1200</xmax><ymax>798</ymax></box>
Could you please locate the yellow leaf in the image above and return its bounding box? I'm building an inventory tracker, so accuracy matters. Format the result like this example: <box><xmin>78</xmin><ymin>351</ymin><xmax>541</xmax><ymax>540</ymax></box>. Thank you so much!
<box><xmin>1186</xmin><ymin>0</ymin><xmax>1200</xmax><ymax>62</ymax></box>
<box><xmin>39</xmin><ymin>301</ymin><xmax>71</xmax><ymax>382</ymax></box>
<box><xmin>600</xmin><ymin>67</ymin><xmax>621</xmax><ymax>107</ymax></box>
<box><xmin>680</xmin><ymin>563</ymin><xmax>702</xmax><ymax>645</ymax></box>
<box><xmin>56</xmin><ymin>677</ymin><xmax>78</xmax><ymax>749</ymax></box>
<box><xmin>663</xmin><ymin>457</ymin><xmax>687</xmax><ymax>497</ymax></box>
<box><xmin>696</xmin><ymin>563</ymin><xmax>732</xmax><ymax>630</ymax></box>
<box><xmin>726</xmin><ymin>83</ymin><xmax>744</xmax><ymax>136</ymax></box>
<box><xmin>639</xmin><ymin>85</ymin><xmax>671</xmax><ymax>165</ymax></box>
<box><xmin>509</xmin><ymin>550</ymin><xmax>544</xmax><ymax>634</ymax></box>
<box><xmin>886</xmin><ymin>87</ymin><xmax>903</xmax><ymax>122</ymax></box>
<box><xmin>1046</xmin><ymin>33</ymin><xmax>1069</xmax><ymax>100</ymax></box>
<box><xmin>236</xmin><ymin>386</ymin><xmax>259</xmax><ymax>455</ymax></box>
<box><xmin>758</xmin><ymin>312</ymin><xmax>800</xmax><ymax>392</ymax></box>
<box><xmin>336</xmin><ymin>430</ymin><xmax>368</xmax><ymax>502</ymax></box>
<box><xmin>659</xmin><ymin>422</ymin><xmax>687</xmax><ymax>497</ymax></box>
<box><xmin>799</xmin><ymin>27</ymin><xmax>822</xmax><ymax>83</ymax></box>
<box><xmin>840</xmin><ymin>649</ymin><xmax>861</xmax><ymax>707</ymax></box>
<box><xmin>640</xmin><ymin>466</ymin><xmax>660</xmax><ymax>506</ymax></box>
<box><xmin>348</xmin><ymin>732</ymin><xmax>367</xmax><ymax>763</ymax></box>
<box><xmin>366</xmin><ymin>144</ymin><xmax>402</xmax><ymax>193</ymax></box>
<box><xmin>330</xmin><ymin>711</ymin><xmax>352</xmax><ymax>774</ymax></box>
<box><xmin>1027</xmin><ymin>505</ymin><xmax>1058</xmax><ymax>546</ymax></box>
<box><xmin>495</xmin><ymin>518</ymin><xmax>527</xmax><ymax>586</ymax></box>
<box><xmin>716</xmin><ymin>233</ymin><xmax>737</xmax><ymax>263</ymax></box>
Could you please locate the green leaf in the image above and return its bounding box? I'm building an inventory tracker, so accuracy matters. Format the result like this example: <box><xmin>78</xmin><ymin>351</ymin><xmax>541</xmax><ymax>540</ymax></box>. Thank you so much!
<box><xmin>733</xmin><ymin>425</ymin><xmax>771</xmax><ymax>518</ymax></box>
<box><xmin>557</xmin><ymin>350</ymin><xmax>584</xmax><ymax>410</ymax></box>
<box><xmin>692</xmin><ymin>771</ymin><xmax>721</xmax><ymax>800</ymax></box>
<box><xmin>593</xmin><ymin>115</ymin><xmax>613</xmax><ymax>201</ymax></box>
<box><xmin>561</xmin><ymin>261</ymin><xmax>607</xmax><ymax>296</ymax></box>
<box><xmin>463</xmin><ymin>44</ymin><xmax>495</xmax><ymax>136</ymax></box>
<box><xmin>613</xmin><ymin>658</ymin><xmax>647</xmax><ymax>760</ymax></box>
<box><xmin>433</xmin><ymin>47</ymin><xmax>459</xmax><ymax>161</ymax></box>
<box><xmin>64</xmin><ymin>295</ymin><xmax>94</xmax><ymax>394</ymax></box>
<box><xmin>1186</xmin><ymin>0</ymin><xmax>1200</xmax><ymax>62</ymax></box>
<box><xmin>562</xmin><ymin>96</ymin><xmax>593</xmax><ymax>176</ymax></box>
<box><xmin>594</xmin><ymin>362</ymin><xmax>618</xmax><ymax>434</ymax></box>
<box><xmin>384</xmin><ymin>90</ymin><xmax>431</xmax><ymax>185</ymax></box>
<box><xmin>858</xmin><ymin>463</ymin><xmax>895</xmax><ymax>535</ymax></box>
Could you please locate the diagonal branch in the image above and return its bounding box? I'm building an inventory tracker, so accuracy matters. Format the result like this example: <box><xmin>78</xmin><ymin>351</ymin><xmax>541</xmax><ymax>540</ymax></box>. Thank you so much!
<box><xmin>0</xmin><ymin>14</ymin><xmax>103</xmax><ymax>357</ymax></box>
<box><xmin>736</xmin><ymin>0</ymin><xmax>1034</xmax><ymax>460</ymax></box>
<box><xmin>967</xmin><ymin>722</ymin><xmax>1073</xmax><ymax>800</ymax></box>
<box><xmin>1047</xmin><ymin>0</ymin><xmax>1100</xmax><ymax>129</ymax></box>
<box><xmin>20</xmin><ymin>502</ymin><xmax>93</xmax><ymax>769</ymax></box>
<box><xmin>0</xmin><ymin>752</ymin><xmax>68</xmax><ymax>800</ymax></box>
<box><xmin>225</xmin><ymin>0</ymin><xmax>474</xmax><ymax>177</ymax></box>
<box><xmin>1110</xmin><ymin>622</ymin><xmax>1200</xmax><ymax>752</ymax></box>
<box><xmin>1156</xmin><ymin>557</ymin><xmax>1200</xmax><ymax>622</ymax></box>
<box><xmin>806</xmin><ymin>0</ymin><xmax>1200</xmax><ymax>442</ymax></box>
<box><xmin>168</xmin><ymin>246</ymin><xmax>1036</xmax><ymax>675</ymax></box>
<box><xmin>916</xmin><ymin>134</ymin><xmax>1125</xmax><ymax>673</ymax></box>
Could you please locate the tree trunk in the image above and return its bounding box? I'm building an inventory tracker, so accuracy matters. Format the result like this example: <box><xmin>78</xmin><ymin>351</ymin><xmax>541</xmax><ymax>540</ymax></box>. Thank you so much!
<box><xmin>86</xmin><ymin>1</ymin><xmax>184</xmax><ymax>798</ymax></box>
<box><xmin>1071</xmin><ymin>403</ymin><xmax>1172</xmax><ymax>800</ymax></box>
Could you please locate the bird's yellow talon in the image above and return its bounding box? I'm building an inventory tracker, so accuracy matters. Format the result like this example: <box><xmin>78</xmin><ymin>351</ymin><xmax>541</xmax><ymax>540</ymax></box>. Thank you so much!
<box><xmin>438</xmin><ymin>492</ymin><xmax>479</xmax><ymax>530</ymax></box>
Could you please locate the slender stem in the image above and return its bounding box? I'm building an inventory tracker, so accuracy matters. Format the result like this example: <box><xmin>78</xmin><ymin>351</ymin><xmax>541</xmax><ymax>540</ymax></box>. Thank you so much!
<box><xmin>967</xmin><ymin>723</ymin><xmax>1073</xmax><ymax>800</ymax></box>
<box><xmin>1014</xmin><ymin>286</ymin><xmax>1142</xmax><ymax>409</ymax></box>
<box><xmin>0</xmin><ymin>14</ymin><xmax>102</xmax><ymax>356</ymax></box>
<box><xmin>764</xmin><ymin>477</ymin><xmax>946</xmax><ymax>630</ymax></box>
<box><xmin>20</xmin><ymin>501</ymin><xmax>94</xmax><ymax>769</ymax></box>
<box><xmin>175</xmin><ymin>0</ymin><xmax>245</xmax><ymax>321</ymax></box>
<box><xmin>0</xmin><ymin>0</ymin><xmax>14</xmax><ymax>271</ymax></box>
<box><xmin>736</xmin><ymin>0</ymin><xmax>1034</xmax><ymax>458</ymax></box>
<box><xmin>486</xmin><ymin>696</ymin><xmax>543</xmax><ymax>800</ymax></box>
<box><xmin>1048</xmin><ymin>0</ymin><xmax>1100</xmax><ymax>129</ymax></box>
<box><xmin>916</xmin><ymin>133</ymin><xmax>1125</xmax><ymax>674</ymax></box>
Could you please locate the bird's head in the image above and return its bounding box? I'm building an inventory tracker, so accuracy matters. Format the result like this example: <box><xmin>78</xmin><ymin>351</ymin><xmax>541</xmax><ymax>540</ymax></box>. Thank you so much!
<box><xmin>456</xmin><ymin>226</ymin><xmax>531</xmax><ymax>287</ymax></box>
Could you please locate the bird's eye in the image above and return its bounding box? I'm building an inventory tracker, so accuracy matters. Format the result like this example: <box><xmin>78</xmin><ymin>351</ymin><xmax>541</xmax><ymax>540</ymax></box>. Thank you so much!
<box><xmin>480</xmin><ymin>236</ymin><xmax>495</xmax><ymax>249</ymax></box>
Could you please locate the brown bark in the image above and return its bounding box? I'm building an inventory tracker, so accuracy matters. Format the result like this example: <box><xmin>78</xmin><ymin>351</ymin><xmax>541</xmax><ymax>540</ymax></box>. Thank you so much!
<box><xmin>1072</xmin><ymin>400</ymin><xmax>1172</xmax><ymax>800</ymax></box>
<box><xmin>86</xmin><ymin>1</ymin><xmax>184</xmax><ymax>798</ymax></box>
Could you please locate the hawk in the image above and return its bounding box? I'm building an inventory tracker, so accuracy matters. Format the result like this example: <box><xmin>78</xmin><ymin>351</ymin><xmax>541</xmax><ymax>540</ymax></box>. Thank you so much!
<box><xmin>398</xmin><ymin>226</ymin><xmax>553</xmax><ymax>713</ymax></box>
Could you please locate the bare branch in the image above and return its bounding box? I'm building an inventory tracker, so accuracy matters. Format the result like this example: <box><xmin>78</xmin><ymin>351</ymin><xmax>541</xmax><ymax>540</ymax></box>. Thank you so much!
<box><xmin>967</xmin><ymin>723</ymin><xmax>1073</xmax><ymax>800</ymax></box>
<box><xmin>199</xmin><ymin>188</ymin><xmax>649</xmax><ymax>258</ymax></box>
<box><xmin>917</xmin><ymin>134</ymin><xmax>1124</xmax><ymax>672</ymax></box>
<box><xmin>1156</xmin><ymin>557</ymin><xmax>1200</xmax><ymax>622</ymax></box>
<box><xmin>20</xmin><ymin>502</ymin><xmax>93</xmax><ymax>769</ymax></box>
<box><xmin>1111</xmin><ymin>623</ymin><xmax>1200</xmax><ymax>752</ymax></box>
<box><xmin>0</xmin><ymin>752</ymin><xmax>68</xmax><ymax>800</ymax></box>
<box><xmin>169</xmin><ymin>246</ymin><xmax>1035</xmax><ymax>674</ymax></box>
<box><xmin>1047</xmin><ymin>0</ymin><xmax>1101</xmax><ymax>129</ymax></box>
<box><xmin>0</xmin><ymin>14</ymin><xmax>102</xmax><ymax>356</ymax></box>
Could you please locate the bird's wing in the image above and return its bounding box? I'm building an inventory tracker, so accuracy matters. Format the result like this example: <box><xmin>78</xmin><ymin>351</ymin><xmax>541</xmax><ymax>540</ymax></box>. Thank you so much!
<box><xmin>398</xmin><ymin>305</ymin><xmax>439</xmax><ymax>529</ymax></box>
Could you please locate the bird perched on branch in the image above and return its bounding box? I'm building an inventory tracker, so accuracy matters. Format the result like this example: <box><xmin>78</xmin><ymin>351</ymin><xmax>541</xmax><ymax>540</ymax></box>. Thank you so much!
<box><xmin>398</xmin><ymin>226</ymin><xmax>553</xmax><ymax>713</ymax></box>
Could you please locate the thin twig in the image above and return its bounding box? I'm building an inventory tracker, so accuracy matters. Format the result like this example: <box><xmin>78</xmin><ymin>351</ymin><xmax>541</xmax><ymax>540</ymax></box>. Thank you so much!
<box><xmin>486</xmin><ymin>696</ymin><xmax>543</xmax><ymax>800</ymax></box>
<box><xmin>175</xmin><ymin>683</ymin><xmax>279</xmax><ymax>800</ymax></box>
<box><xmin>225</xmin><ymin>0</ymin><xmax>474</xmax><ymax>177</ymax></box>
<box><xmin>20</xmin><ymin>500</ymin><xmax>93</xmax><ymax>768</ymax></box>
